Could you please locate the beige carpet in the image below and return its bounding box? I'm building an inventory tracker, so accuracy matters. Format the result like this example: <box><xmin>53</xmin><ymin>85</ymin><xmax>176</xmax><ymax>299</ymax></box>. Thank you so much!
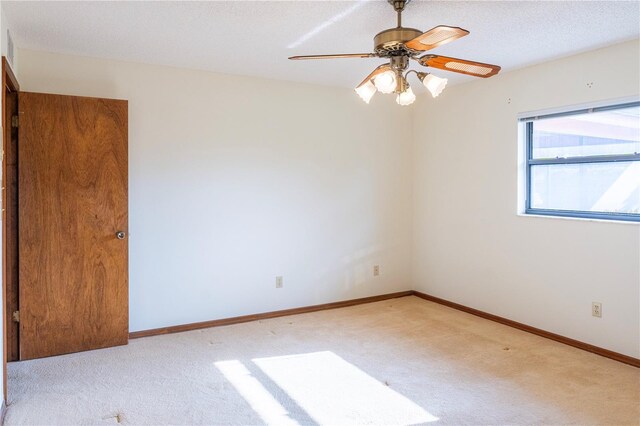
<box><xmin>5</xmin><ymin>296</ymin><xmax>640</xmax><ymax>425</ymax></box>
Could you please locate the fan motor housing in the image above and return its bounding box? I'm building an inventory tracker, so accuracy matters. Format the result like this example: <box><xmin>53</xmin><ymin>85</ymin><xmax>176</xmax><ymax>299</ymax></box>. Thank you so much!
<box><xmin>374</xmin><ymin>27</ymin><xmax>422</xmax><ymax>56</ymax></box>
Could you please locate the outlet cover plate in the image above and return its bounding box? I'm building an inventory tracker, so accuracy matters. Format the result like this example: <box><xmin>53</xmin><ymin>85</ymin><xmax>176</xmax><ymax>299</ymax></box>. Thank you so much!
<box><xmin>592</xmin><ymin>302</ymin><xmax>602</xmax><ymax>318</ymax></box>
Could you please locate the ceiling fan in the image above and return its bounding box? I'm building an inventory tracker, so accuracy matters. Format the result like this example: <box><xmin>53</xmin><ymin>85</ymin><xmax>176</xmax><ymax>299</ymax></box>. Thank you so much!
<box><xmin>289</xmin><ymin>0</ymin><xmax>501</xmax><ymax>106</ymax></box>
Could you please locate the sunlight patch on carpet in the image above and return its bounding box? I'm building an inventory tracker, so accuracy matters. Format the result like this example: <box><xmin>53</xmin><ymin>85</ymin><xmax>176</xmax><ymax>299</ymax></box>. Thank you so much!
<box><xmin>253</xmin><ymin>351</ymin><xmax>439</xmax><ymax>425</ymax></box>
<box><xmin>215</xmin><ymin>360</ymin><xmax>299</xmax><ymax>426</ymax></box>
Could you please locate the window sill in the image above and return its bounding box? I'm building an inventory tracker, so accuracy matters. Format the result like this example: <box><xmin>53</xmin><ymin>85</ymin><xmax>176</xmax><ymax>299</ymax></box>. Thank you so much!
<box><xmin>517</xmin><ymin>212</ymin><xmax>640</xmax><ymax>226</ymax></box>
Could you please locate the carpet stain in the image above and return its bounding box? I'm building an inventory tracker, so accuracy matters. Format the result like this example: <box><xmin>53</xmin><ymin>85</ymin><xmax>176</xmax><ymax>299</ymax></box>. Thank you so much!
<box><xmin>503</xmin><ymin>347</ymin><xmax>511</xmax><ymax>351</ymax></box>
<box><xmin>101</xmin><ymin>413</ymin><xmax>124</xmax><ymax>424</ymax></box>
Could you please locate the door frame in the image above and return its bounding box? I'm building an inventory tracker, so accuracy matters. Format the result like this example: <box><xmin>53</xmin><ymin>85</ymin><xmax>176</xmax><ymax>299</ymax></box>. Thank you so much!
<box><xmin>2</xmin><ymin>56</ymin><xmax>19</xmax><ymax>402</ymax></box>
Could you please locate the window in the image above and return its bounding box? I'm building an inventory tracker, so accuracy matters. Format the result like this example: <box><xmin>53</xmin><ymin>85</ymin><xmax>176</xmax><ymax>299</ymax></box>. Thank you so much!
<box><xmin>522</xmin><ymin>102</ymin><xmax>640</xmax><ymax>222</ymax></box>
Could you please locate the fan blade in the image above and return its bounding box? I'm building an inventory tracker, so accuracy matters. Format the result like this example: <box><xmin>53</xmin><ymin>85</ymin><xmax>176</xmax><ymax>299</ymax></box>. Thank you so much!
<box><xmin>418</xmin><ymin>55</ymin><xmax>501</xmax><ymax>78</ymax></box>
<box><xmin>356</xmin><ymin>64</ymin><xmax>392</xmax><ymax>89</ymax></box>
<box><xmin>289</xmin><ymin>53</ymin><xmax>376</xmax><ymax>60</ymax></box>
<box><xmin>405</xmin><ymin>26</ymin><xmax>469</xmax><ymax>52</ymax></box>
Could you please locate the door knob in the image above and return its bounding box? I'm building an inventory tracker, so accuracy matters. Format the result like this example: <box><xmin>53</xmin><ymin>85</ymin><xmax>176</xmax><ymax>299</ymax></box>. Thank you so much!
<box><xmin>116</xmin><ymin>231</ymin><xmax>126</xmax><ymax>240</ymax></box>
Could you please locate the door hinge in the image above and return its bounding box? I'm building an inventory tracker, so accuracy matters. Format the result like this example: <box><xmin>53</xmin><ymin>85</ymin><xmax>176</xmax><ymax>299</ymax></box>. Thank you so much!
<box><xmin>12</xmin><ymin>310</ymin><xmax>19</xmax><ymax>323</ymax></box>
<box><xmin>11</xmin><ymin>115</ymin><xmax>18</xmax><ymax>128</ymax></box>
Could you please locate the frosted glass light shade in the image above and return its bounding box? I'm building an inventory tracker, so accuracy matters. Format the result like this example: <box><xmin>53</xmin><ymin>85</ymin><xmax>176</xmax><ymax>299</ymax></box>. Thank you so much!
<box><xmin>355</xmin><ymin>80</ymin><xmax>376</xmax><ymax>104</ymax></box>
<box><xmin>373</xmin><ymin>71</ymin><xmax>397</xmax><ymax>94</ymax></box>
<box><xmin>396</xmin><ymin>86</ymin><xmax>416</xmax><ymax>106</ymax></box>
<box><xmin>421</xmin><ymin>74</ymin><xmax>448</xmax><ymax>98</ymax></box>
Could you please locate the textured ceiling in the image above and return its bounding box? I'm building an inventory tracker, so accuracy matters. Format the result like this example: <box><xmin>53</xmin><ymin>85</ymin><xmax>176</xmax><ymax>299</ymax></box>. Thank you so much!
<box><xmin>3</xmin><ymin>1</ymin><xmax>639</xmax><ymax>88</ymax></box>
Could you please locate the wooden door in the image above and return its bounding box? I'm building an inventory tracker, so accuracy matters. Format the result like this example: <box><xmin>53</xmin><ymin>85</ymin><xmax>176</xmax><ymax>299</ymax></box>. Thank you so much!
<box><xmin>18</xmin><ymin>92</ymin><xmax>128</xmax><ymax>360</ymax></box>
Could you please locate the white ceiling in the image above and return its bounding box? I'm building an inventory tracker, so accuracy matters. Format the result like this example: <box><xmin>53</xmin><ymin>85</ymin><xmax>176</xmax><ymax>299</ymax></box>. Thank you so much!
<box><xmin>3</xmin><ymin>1</ymin><xmax>639</xmax><ymax>88</ymax></box>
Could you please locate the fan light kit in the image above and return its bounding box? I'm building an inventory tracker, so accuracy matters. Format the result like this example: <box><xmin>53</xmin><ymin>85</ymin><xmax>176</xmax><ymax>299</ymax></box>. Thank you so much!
<box><xmin>290</xmin><ymin>0</ymin><xmax>501</xmax><ymax>106</ymax></box>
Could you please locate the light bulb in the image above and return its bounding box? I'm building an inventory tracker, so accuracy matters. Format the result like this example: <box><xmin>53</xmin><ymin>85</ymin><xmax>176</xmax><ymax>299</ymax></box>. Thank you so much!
<box><xmin>421</xmin><ymin>74</ymin><xmax>448</xmax><ymax>98</ymax></box>
<box><xmin>373</xmin><ymin>71</ymin><xmax>397</xmax><ymax>94</ymax></box>
<box><xmin>354</xmin><ymin>80</ymin><xmax>376</xmax><ymax>104</ymax></box>
<box><xmin>396</xmin><ymin>86</ymin><xmax>416</xmax><ymax>106</ymax></box>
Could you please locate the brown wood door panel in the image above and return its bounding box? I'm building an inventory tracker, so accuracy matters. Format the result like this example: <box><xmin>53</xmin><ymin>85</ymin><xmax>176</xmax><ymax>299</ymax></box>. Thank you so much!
<box><xmin>18</xmin><ymin>92</ymin><xmax>128</xmax><ymax>360</ymax></box>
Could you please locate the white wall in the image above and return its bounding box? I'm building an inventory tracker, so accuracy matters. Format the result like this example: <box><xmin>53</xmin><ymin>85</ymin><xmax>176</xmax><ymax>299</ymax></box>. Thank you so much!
<box><xmin>16</xmin><ymin>49</ymin><xmax>414</xmax><ymax>332</ymax></box>
<box><xmin>12</xmin><ymin>40</ymin><xmax>640</xmax><ymax>359</ymax></box>
<box><xmin>412</xmin><ymin>39</ymin><xmax>640</xmax><ymax>358</ymax></box>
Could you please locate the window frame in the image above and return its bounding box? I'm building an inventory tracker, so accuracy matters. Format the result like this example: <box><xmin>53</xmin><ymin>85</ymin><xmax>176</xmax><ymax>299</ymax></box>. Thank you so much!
<box><xmin>523</xmin><ymin>101</ymin><xmax>640</xmax><ymax>223</ymax></box>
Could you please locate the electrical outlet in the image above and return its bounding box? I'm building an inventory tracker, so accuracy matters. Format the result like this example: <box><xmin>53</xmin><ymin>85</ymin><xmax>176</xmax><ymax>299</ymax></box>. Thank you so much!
<box><xmin>275</xmin><ymin>276</ymin><xmax>283</xmax><ymax>288</ymax></box>
<box><xmin>592</xmin><ymin>302</ymin><xmax>602</xmax><ymax>318</ymax></box>
<box><xmin>373</xmin><ymin>265</ymin><xmax>380</xmax><ymax>276</ymax></box>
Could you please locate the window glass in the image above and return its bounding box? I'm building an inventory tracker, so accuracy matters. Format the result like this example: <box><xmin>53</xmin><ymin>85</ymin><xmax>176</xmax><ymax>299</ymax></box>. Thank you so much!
<box><xmin>532</xmin><ymin>106</ymin><xmax>640</xmax><ymax>159</ymax></box>
<box><xmin>530</xmin><ymin>161</ymin><xmax>640</xmax><ymax>214</ymax></box>
<box><xmin>525</xmin><ymin>102</ymin><xmax>640</xmax><ymax>222</ymax></box>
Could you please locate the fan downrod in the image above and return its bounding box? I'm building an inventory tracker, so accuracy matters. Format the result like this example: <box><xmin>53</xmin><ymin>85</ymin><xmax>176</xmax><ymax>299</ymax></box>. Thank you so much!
<box><xmin>388</xmin><ymin>0</ymin><xmax>412</xmax><ymax>27</ymax></box>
